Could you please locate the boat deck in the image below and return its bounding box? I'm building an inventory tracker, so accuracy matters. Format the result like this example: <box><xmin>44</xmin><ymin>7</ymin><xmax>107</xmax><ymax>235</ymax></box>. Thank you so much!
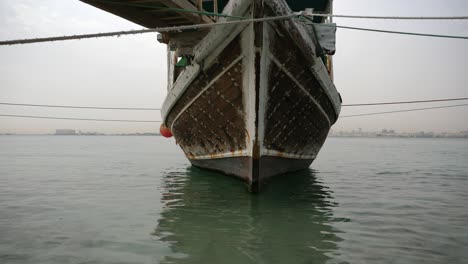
<box><xmin>80</xmin><ymin>0</ymin><xmax>220</xmax><ymax>48</ymax></box>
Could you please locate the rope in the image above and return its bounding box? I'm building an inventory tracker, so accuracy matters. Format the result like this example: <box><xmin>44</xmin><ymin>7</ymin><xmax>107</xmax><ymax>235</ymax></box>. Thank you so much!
<box><xmin>1</xmin><ymin>97</ymin><xmax>467</xmax><ymax>110</ymax></box>
<box><xmin>342</xmin><ymin>97</ymin><xmax>468</xmax><ymax>107</ymax></box>
<box><xmin>303</xmin><ymin>18</ymin><xmax>468</xmax><ymax>39</ymax></box>
<box><xmin>340</xmin><ymin>103</ymin><xmax>468</xmax><ymax>118</ymax></box>
<box><xmin>0</xmin><ymin>29</ymin><xmax>154</xmax><ymax>46</ymax></box>
<box><xmin>0</xmin><ymin>114</ymin><xmax>160</xmax><ymax>122</ymax></box>
<box><xmin>91</xmin><ymin>1</ymin><xmax>468</xmax><ymax>21</ymax></box>
<box><xmin>2</xmin><ymin>11</ymin><xmax>468</xmax><ymax>45</ymax></box>
<box><xmin>0</xmin><ymin>102</ymin><xmax>160</xmax><ymax>111</ymax></box>
<box><xmin>331</xmin><ymin>24</ymin><xmax>468</xmax><ymax>40</ymax></box>
<box><xmin>0</xmin><ymin>13</ymin><xmax>299</xmax><ymax>46</ymax></box>
<box><xmin>93</xmin><ymin>0</ymin><xmax>245</xmax><ymax>20</ymax></box>
<box><xmin>310</xmin><ymin>13</ymin><xmax>468</xmax><ymax>20</ymax></box>
<box><xmin>1</xmin><ymin>103</ymin><xmax>466</xmax><ymax>122</ymax></box>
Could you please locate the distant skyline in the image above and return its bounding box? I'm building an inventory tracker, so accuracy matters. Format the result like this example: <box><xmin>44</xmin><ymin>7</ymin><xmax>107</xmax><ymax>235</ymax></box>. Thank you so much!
<box><xmin>1</xmin><ymin>0</ymin><xmax>467</xmax><ymax>134</ymax></box>
<box><xmin>2</xmin><ymin>127</ymin><xmax>466</xmax><ymax>136</ymax></box>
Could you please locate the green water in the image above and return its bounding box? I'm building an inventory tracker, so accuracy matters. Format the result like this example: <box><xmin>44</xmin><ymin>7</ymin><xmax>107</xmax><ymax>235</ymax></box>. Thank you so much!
<box><xmin>0</xmin><ymin>136</ymin><xmax>467</xmax><ymax>263</ymax></box>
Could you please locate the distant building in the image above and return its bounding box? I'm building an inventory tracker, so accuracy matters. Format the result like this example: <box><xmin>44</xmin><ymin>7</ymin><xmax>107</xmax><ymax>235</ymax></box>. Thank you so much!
<box><xmin>55</xmin><ymin>129</ymin><xmax>76</xmax><ymax>135</ymax></box>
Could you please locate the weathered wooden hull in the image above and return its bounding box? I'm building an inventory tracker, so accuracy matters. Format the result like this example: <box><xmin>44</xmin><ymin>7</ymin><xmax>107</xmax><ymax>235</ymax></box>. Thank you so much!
<box><xmin>190</xmin><ymin>156</ymin><xmax>313</xmax><ymax>192</ymax></box>
<box><xmin>161</xmin><ymin>0</ymin><xmax>341</xmax><ymax>192</ymax></box>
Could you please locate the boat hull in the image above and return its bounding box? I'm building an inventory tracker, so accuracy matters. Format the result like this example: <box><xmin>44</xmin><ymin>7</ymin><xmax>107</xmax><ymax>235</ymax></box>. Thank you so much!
<box><xmin>190</xmin><ymin>156</ymin><xmax>313</xmax><ymax>192</ymax></box>
<box><xmin>161</xmin><ymin>0</ymin><xmax>341</xmax><ymax>192</ymax></box>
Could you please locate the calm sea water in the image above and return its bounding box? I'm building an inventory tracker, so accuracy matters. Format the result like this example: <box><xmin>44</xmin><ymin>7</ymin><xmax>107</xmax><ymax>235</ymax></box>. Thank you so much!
<box><xmin>0</xmin><ymin>136</ymin><xmax>467</xmax><ymax>264</ymax></box>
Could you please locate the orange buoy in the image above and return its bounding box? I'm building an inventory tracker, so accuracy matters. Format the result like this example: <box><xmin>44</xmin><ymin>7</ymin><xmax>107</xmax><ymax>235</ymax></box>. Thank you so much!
<box><xmin>159</xmin><ymin>123</ymin><xmax>173</xmax><ymax>138</ymax></box>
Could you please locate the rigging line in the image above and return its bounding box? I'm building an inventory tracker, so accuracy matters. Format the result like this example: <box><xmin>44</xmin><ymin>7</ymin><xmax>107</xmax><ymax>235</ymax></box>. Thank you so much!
<box><xmin>92</xmin><ymin>0</ymin><xmax>246</xmax><ymax>20</ymax></box>
<box><xmin>0</xmin><ymin>114</ymin><xmax>161</xmax><ymax>122</ymax></box>
<box><xmin>304</xmin><ymin>19</ymin><xmax>468</xmax><ymax>39</ymax></box>
<box><xmin>2</xmin><ymin>12</ymin><xmax>468</xmax><ymax>46</ymax></box>
<box><xmin>0</xmin><ymin>102</ymin><xmax>160</xmax><ymax>111</ymax></box>
<box><xmin>1</xmin><ymin>97</ymin><xmax>466</xmax><ymax>110</ymax></box>
<box><xmin>342</xmin><ymin>97</ymin><xmax>468</xmax><ymax>107</ymax></box>
<box><xmin>2</xmin><ymin>103</ymin><xmax>467</xmax><ymax>122</ymax></box>
<box><xmin>93</xmin><ymin>1</ymin><xmax>468</xmax><ymax>21</ymax></box>
<box><xmin>334</xmin><ymin>25</ymin><xmax>468</xmax><ymax>39</ymax></box>
<box><xmin>311</xmin><ymin>14</ymin><xmax>468</xmax><ymax>20</ymax></box>
<box><xmin>1</xmin><ymin>104</ymin><xmax>467</xmax><ymax>122</ymax></box>
<box><xmin>340</xmin><ymin>103</ymin><xmax>468</xmax><ymax>118</ymax></box>
<box><xmin>0</xmin><ymin>13</ymin><xmax>299</xmax><ymax>46</ymax></box>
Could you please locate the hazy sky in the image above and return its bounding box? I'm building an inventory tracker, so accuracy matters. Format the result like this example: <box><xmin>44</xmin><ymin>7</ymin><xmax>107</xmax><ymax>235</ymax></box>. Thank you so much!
<box><xmin>0</xmin><ymin>0</ymin><xmax>467</xmax><ymax>134</ymax></box>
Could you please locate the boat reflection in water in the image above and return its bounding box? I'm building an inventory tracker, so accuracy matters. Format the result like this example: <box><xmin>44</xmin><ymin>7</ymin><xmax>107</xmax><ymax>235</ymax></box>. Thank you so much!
<box><xmin>152</xmin><ymin>168</ymin><xmax>345</xmax><ymax>263</ymax></box>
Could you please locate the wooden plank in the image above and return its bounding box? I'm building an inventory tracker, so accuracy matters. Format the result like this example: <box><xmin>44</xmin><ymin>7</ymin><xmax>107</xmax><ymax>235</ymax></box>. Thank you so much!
<box><xmin>80</xmin><ymin>0</ymin><xmax>173</xmax><ymax>28</ymax></box>
<box><xmin>159</xmin><ymin>16</ymin><xmax>190</xmax><ymax>21</ymax></box>
<box><xmin>156</xmin><ymin>0</ymin><xmax>213</xmax><ymax>24</ymax></box>
<box><xmin>193</xmin><ymin>0</ymin><xmax>251</xmax><ymax>63</ymax></box>
<box><xmin>214</xmin><ymin>0</ymin><xmax>218</xmax><ymax>14</ymax></box>
<box><xmin>197</xmin><ymin>0</ymin><xmax>203</xmax><ymax>11</ymax></box>
<box><xmin>129</xmin><ymin>0</ymin><xmax>166</xmax><ymax>3</ymax></box>
<box><xmin>80</xmin><ymin>0</ymin><xmax>212</xmax><ymax>27</ymax></box>
<box><xmin>143</xmin><ymin>8</ymin><xmax>174</xmax><ymax>13</ymax></box>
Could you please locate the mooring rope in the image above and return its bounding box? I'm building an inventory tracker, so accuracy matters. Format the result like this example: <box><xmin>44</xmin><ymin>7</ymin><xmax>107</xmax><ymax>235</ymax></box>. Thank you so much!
<box><xmin>93</xmin><ymin>0</ymin><xmax>468</xmax><ymax>20</ymax></box>
<box><xmin>312</xmin><ymin>23</ymin><xmax>468</xmax><ymax>40</ymax></box>
<box><xmin>2</xmin><ymin>103</ymin><xmax>467</xmax><ymax>122</ymax></box>
<box><xmin>0</xmin><ymin>102</ymin><xmax>161</xmax><ymax>110</ymax></box>
<box><xmin>91</xmin><ymin>0</ymin><xmax>246</xmax><ymax>20</ymax></box>
<box><xmin>0</xmin><ymin>13</ymin><xmax>300</xmax><ymax>46</ymax></box>
<box><xmin>301</xmin><ymin>15</ymin><xmax>468</xmax><ymax>39</ymax></box>
<box><xmin>310</xmin><ymin>14</ymin><xmax>468</xmax><ymax>20</ymax></box>
<box><xmin>0</xmin><ymin>97</ymin><xmax>466</xmax><ymax>110</ymax></box>
<box><xmin>0</xmin><ymin>114</ymin><xmax>161</xmax><ymax>122</ymax></box>
<box><xmin>340</xmin><ymin>103</ymin><xmax>468</xmax><ymax>118</ymax></box>
<box><xmin>342</xmin><ymin>97</ymin><xmax>468</xmax><ymax>107</ymax></box>
<box><xmin>2</xmin><ymin>11</ymin><xmax>468</xmax><ymax>46</ymax></box>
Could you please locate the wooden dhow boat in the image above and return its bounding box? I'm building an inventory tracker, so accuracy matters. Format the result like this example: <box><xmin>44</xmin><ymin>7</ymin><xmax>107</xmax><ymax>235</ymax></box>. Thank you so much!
<box><xmin>81</xmin><ymin>0</ymin><xmax>341</xmax><ymax>192</ymax></box>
